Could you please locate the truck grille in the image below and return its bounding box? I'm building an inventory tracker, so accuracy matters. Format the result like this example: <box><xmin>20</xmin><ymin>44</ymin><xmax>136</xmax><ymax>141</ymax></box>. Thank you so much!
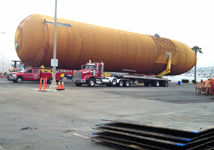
<box><xmin>74</xmin><ymin>71</ymin><xmax>82</xmax><ymax>80</ymax></box>
<box><xmin>9</xmin><ymin>73</ymin><xmax>14</xmax><ymax>77</ymax></box>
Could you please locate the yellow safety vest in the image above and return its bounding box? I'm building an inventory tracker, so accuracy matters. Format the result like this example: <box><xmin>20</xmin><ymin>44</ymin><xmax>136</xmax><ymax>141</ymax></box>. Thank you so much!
<box><xmin>61</xmin><ymin>73</ymin><xmax>64</xmax><ymax>78</ymax></box>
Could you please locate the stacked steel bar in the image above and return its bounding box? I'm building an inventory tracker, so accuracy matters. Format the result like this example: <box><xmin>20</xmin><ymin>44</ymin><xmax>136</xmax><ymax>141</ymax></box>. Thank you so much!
<box><xmin>91</xmin><ymin>119</ymin><xmax>214</xmax><ymax>150</ymax></box>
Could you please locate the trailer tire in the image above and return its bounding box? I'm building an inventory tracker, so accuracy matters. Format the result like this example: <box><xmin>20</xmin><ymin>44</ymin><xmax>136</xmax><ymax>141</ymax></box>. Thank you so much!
<box><xmin>164</xmin><ymin>81</ymin><xmax>168</xmax><ymax>87</ymax></box>
<box><xmin>155</xmin><ymin>81</ymin><xmax>160</xmax><ymax>87</ymax></box>
<box><xmin>111</xmin><ymin>79</ymin><xmax>117</xmax><ymax>86</ymax></box>
<box><xmin>119</xmin><ymin>80</ymin><xmax>124</xmax><ymax>87</ymax></box>
<box><xmin>125</xmin><ymin>80</ymin><xmax>130</xmax><ymax>87</ymax></box>
<box><xmin>87</xmin><ymin>78</ymin><xmax>95</xmax><ymax>87</ymax></box>
<box><xmin>16</xmin><ymin>77</ymin><xmax>23</xmax><ymax>84</ymax></box>
<box><xmin>144</xmin><ymin>82</ymin><xmax>149</xmax><ymax>87</ymax></box>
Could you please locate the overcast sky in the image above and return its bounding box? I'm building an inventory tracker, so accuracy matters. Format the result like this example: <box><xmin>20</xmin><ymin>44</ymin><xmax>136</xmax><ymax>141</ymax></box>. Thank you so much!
<box><xmin>0</xmin><ymin>0</ymin><xmax>213</xmax><ymax>67</ymax></box>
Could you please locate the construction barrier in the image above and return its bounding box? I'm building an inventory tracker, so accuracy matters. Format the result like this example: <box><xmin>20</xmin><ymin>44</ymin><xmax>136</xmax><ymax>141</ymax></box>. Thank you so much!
<box><xmin>0</xmin><ymin>75</ymin><xmax>7</xmax><ymax>79</ymax></box>
<box><xmin>39</xmin><ymin>77</ymin><xmax>47</xmax><ymax>92</ymax></box>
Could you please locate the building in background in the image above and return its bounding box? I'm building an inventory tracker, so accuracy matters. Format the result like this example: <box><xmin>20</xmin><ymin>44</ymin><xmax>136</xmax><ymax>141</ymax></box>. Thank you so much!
<box><xmin>0</xmin><ymin>52</ymin><xmax>12</xmax><ymax>75</ymax></box>
<box><xmin>186</xmin><ymin>66</ymin><xmax>214</xmax><ymax>78</ymax></box>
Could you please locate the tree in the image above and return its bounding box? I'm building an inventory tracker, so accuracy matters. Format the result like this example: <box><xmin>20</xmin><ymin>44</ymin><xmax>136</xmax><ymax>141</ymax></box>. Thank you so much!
<box><xmin>191</xmin><ymin>46</ymin><xmax>203</xmax><ymax>83</ymax></box>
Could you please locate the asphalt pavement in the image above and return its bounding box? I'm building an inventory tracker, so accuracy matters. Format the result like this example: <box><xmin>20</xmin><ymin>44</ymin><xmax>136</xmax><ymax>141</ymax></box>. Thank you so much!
<box><xmin>0</xmin><ymin>78</ymin><xmax>214</xmax><ymax>150</ymax></box>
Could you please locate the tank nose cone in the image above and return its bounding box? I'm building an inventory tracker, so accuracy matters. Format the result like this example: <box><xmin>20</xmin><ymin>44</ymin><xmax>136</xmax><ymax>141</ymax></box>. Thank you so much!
<box><xmin>171</xmin><ymin>40</ymin><xmax>196</xmax><ymax>75</ymax></box>
<box><xmin>15</xmin><ymin>15</ymin><xmax>45</xmax><ymax>67</ymax></box>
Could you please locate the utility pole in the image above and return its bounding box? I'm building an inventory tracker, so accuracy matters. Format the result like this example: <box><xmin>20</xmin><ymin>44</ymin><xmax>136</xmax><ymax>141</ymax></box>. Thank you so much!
<box><xmin>49</xmin><ymin>0</ymin><xmax>58</xmax><ymax>90</ymax></box>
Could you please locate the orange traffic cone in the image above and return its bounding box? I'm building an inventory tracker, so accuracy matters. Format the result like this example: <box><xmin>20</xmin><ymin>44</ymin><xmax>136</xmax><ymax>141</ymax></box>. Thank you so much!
<box><xmin>43</xmin><ymin>81</ymin><xmax>46</xmax><ymax>92</ymax></box>
<box><xmin>39</xmin><ymin>78</ymin><xmax>42</xmax><ymax>91</ymax></box>
<box><xmin>57</xmin><ymin>81</ymin><xmax>61</xmax><ymax>90</ymax></box>
<box><xmin>43</xmin><ymin>78</ymin><xmax>47</xmax><ymax>92</ymax></box>
<box><xmin>61</xmin><ymin>81</ymin><xmax>65</xmax><ymax>90</ymax></box>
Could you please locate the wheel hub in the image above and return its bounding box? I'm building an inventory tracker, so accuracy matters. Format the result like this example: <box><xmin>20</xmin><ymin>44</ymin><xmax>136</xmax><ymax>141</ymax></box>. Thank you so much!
<box><xmin>90</xmin><ymin>81</ymin><xmax>94</xmax><ymax>86</ymax></box>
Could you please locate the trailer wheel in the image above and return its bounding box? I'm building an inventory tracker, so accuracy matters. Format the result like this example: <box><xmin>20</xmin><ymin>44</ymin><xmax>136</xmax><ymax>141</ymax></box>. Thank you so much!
<box><xmin>16</xmin><ymin>77</ymin><xmax>23</xmax><ymax>84</ymax></box>
<box><xmin>87</xmin><ymin>78</ymin><xmax>95</xmax><ymax>87</ymax></box>
<box><xmin>112</xmin><ymin>79</ymin><xmax>117</xmax><ymax>86</ymax></box>
<box><xmin>164</xmin><ymin>81</ymin><xmax>168</xmax><ymax>87</ymax></box>
<box><xmin>119</xmin><ymin>80</ymin><xmax>124</xmax><ymax>87</ymax></box>
<box><xmin>125</xmin><ymin>80</ymin><xmax>130</xmax><ymax>87</ymax></box>
<box><xmin>155</xmin><ymin>81</ymin><xmax>160</xmax><ymax>87</ymax></box>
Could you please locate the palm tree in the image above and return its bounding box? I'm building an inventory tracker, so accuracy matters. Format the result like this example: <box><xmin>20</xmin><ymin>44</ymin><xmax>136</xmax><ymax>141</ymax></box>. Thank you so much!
<box><xmin>191</xmin><ymin>46</ymin><xmax>203</xmax><ymax>83</ymax></box>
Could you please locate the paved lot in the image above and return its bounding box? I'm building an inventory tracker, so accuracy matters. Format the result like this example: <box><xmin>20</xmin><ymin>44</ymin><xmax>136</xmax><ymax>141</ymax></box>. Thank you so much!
<box><xmin>0</xmin><ymin>78</ymin><xmax>214</xmax><ymax>150</ymax></box>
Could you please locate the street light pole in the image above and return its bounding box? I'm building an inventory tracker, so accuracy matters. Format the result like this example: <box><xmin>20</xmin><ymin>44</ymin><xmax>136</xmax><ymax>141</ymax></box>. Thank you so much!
<box><xmin>53</xmin><ymin>0</ymin><xmax>57</xmax><ymax>84</ymax></box>
<box><xmin>49</xmin><ymin>0</ymin><xmax>58</xmax><ymax>89</ymax></box>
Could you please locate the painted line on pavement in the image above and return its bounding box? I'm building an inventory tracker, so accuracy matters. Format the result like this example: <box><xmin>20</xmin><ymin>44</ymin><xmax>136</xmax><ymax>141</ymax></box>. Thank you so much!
<box><xmin>73</xmin><ymin>133</ymin><xmax>89</xmax><ymax>139</ymax></box>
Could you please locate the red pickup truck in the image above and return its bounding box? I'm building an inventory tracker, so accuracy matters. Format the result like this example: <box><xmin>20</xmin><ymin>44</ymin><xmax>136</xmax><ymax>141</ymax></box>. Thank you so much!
<box><xmin>7</xmin><ymin>68</ymin><xmax>61</xmax><ymax>84</ymax></box>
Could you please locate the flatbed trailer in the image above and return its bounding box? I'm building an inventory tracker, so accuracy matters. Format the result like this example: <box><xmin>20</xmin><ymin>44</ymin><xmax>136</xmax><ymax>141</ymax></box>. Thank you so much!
<box><xmin>114</xmin><ymin>74</ymin><xmax>169</xmax><ymax>87</ymax></box>
<box><xmin>73</xmin><ymin>60</ymin><xmax>169</xmax><ymax>87</ymax></box>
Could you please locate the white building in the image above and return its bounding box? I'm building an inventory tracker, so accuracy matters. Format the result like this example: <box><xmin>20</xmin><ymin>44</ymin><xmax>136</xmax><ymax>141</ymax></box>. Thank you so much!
<box><xmin>186</xmin><ymin>66</ymin><xmax>214</xmax><ymax>78</ymax></box>
<box><xmin>0</xmin><ymin>52</ymin><xmax>12</xmax><ymax>75</ymax></box>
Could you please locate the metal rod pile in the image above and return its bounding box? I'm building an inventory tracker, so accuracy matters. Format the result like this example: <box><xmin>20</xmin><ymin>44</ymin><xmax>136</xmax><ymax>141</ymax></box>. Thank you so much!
<box><xmin>91</xmin><ymin>119</ymin><xmax>214</xmax><ymax>150</ymax></box>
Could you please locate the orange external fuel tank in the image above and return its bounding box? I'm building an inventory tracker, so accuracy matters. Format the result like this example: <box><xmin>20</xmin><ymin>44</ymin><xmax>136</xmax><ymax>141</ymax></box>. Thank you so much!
<box><xmin>15</xmin><ymin>14</ymin><xmax>196</xmax><ymax>75</ymax></box>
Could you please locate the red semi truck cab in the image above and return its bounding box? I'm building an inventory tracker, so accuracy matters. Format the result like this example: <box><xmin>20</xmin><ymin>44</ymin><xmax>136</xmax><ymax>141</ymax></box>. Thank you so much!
<box><xmin>73</xmin><ymin>60</ymin><xmax>117</xmax><ymax>87</ymax></box>
<box><xmin>8</xmin><ymin>68</ymin><xmax>61</xmax><ymax>83</ymax></box>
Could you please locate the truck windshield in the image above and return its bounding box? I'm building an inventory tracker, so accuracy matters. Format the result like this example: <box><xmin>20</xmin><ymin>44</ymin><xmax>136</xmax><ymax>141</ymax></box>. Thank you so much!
<box><xmin>85</xmin><ymin>65</ymin><xmax>94</xmax><ymax>69</ymax></box>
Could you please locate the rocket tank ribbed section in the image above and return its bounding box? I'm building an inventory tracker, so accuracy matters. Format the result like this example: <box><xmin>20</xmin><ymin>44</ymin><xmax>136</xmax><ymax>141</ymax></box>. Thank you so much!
<box><xmin>15</xmin><ymin>14</ymin><xmax>196</xmax><ymax>75</ymax></box>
